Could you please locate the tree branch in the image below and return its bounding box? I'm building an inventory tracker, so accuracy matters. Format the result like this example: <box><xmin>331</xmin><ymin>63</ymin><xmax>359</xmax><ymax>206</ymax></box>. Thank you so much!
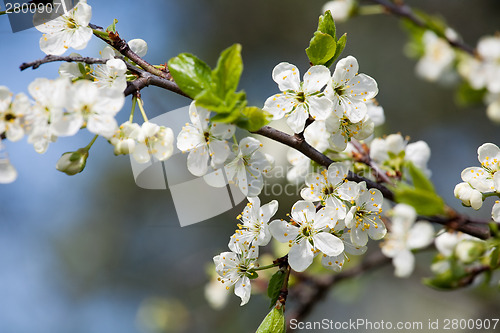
<box><xmin>89</xmin><ymin>23</ymin><xmax>170</xmax><ymax>79</ymax></box>
<box><xmin>20</xmin><ymin>55</ymin><xmax>106</xmax><ymax>71</ymax></box>
<box><xmin>286</xmin><ymin>251</ymin><xmax>391</xmax><ymax>331</ymax></box>
<box><xmin>366</xmin><ymin>0</ymin><xmax>476</xmax><ymax>56</ymax></box>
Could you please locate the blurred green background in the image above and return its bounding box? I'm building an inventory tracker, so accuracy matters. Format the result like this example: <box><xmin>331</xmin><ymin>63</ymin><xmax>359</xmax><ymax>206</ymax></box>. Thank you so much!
<box><xmin>1</xmin><ymin>1</ymin><xmax>500</xmax><ymax>332</ymax></box>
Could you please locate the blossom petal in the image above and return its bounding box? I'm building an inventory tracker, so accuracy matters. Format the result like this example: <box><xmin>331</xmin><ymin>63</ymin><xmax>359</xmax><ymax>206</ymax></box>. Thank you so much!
<box><xmin>287</xmin><ymin>104</ymin><xmax>309</xmax><ymax>133</ymax></box>
<box><xmin>302</xmin><ymin>65</ymin><xmax>331</xmax><ymax>93</ymax></box>
<box><xmin>308</xmin><ymin>95</ymin><xmax>333</xmax><ymax>120</ymax></box>
<box><xmin>288</xmin><ymin>240</ymin><xmax>314</xmax><ymax>272</ymax></box>
<box><xmin>291</xmin><ymin>200</ymin><xmax>316</xmax><ymax>223</ymax></box>
<box><xmin>313</xmin><ymin>232</ymin><xmax>344</xmax><ymax>257</ymax></box>
<box><xmin>272</xmin><ymin>62</ymin><xmax>300</xmax><ymax>91</ymax></box>
<box><xmin>234</xmin><ymin>276</ymin><xmax>251</xmax><ymax>306</ymax></box>
<box><xmin>407</xmin><ymin>221</ymin><xmax>435</xmax><ymax>249</ymax></box>
<box><xmin>269</xmin><ymin>220</ymin><xmax>298</xmax><ymax>243</ymax></box>
<box><xmin>332</xmin><ymin>56</ymin><xmax>359</xmax><ymax>85</ymax></box>
<box><xmin>393</xmin><ymin>249</ymin><xmax>415</xmax><ymax>278</ymax></box>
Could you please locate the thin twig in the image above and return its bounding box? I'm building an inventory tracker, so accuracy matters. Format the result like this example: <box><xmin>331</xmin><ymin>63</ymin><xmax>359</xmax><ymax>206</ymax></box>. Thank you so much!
<box><xmin>366</xmin><ymin>0</ymin><xmax>476</xmax><ymax>56</ymax></box>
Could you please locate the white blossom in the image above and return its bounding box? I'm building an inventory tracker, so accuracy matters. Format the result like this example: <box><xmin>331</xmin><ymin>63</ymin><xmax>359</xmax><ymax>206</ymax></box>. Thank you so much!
<box><xmin>93</xmin><ymin>58</ymin><xmax>128</xmax><ymax>92</ymax></box>
<box><xmin>325</xmin><ymin>114</ymin><xmax>374</xmax><ymax>151</ymax></box>
<box><xmin>26</xmin><ymin>78</ymin><xmax>73</xmax><ymax>153</ymax></box>
<box><xmin>269</xmin><ymin>201</ymin><xmax>344</xmax><ymax>272</ymax></box>
<box><xmin>177</xmin><ymin>102</ymin><xmax>235</xmax><ymax>177</ymax></box>
<box><xmin>229</xmin><ymin>197</ymin><xmax>278</xmax><ymax>251</ymax></box>
<box><xmin>131</xmin><ymin>122</ymin><xmax>174</xmax><ymax>163</ymax></box>
<box><xmin>221</xmin><ymin>137</ymin><xmax>273</xmax><ymax>197</ymax></box>
<box><xmin>68</xmin><ymin>80</ymin><xmax>125</xmax><ymax>138</ymax></box>
<box><xmin>366</xmin><ymin>100</ymin><xmax>385</xmax><ymax>127</ymax></box>
<box><xmin>300</xmin><ymin>162</ymin><xmax>359</xmax><ymax>219</ymax></box>
<box><xmin>263</xmin><ymin>63</ymin><xmax>332</xmax><ymax>133</ymax></box>
<box><xmin>461</xmin><ymin>143</ymin><xmax>500</xmax><ymax>193</ymax></box>
<box><xmin>324</xmin><ymin>56</ymin><xmax>378</xmax><ymax>123</ymax></box>
<box><xmin>370</xmin><ymin>133</ymin><xmax>431</xmax><ymax>176</ymax></box>
<box><xmin>0</xmin><ymin>86</ymin><xmax>30</xmax><ymax>142</ymax></box>
<box><xmin>110</xmin><ymin>121</ymin><xmax>140</xmax><ymax>155</ymax></box>
<box><xmin>415</xmin><ymin>30</ymin><xmax>455</xmax><ymax>82</ymax></box>
<box><xmin>0</xmin><ymin>143</ymin><xmax>17</xmax><ymax>184</ymax></box>
<box><xmin>35</xmin><ymin>0</ymin><xmax>93</xmax><ymax>56</ymax></box>
<box><xmin>381</xmin><ymin>204</ymin><xmax>434</xmax><ymax>278</ymax></box>
<box><xmin>344</xmin><ymin>182</ymin><xmax>386</xmax><ymax>246</ymax></box>
<box><xmin>213</xmin><ymin>243</ymin><xmax>258</xmax><ymax>306</ymax></box>
<box><xmin>454</xmin><ymin>182</ymin><xmax>483</xmax><ymax>210</ymax></box>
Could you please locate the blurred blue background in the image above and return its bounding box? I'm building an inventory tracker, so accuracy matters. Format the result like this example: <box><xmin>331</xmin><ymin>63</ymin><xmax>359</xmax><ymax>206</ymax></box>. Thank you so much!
<box><xmin>1</xmin><ymin>1</ymin><xmax>500</xmax><ymax>332</ymax></box>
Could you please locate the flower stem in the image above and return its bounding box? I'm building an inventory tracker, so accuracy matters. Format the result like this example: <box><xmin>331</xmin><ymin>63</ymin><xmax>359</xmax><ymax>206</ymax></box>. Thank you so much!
<box><xmin>137</xmin><ymin>98</ymin><xmax>149</xmax><ymax>122</ymax></box>
<box><xmin>83</xmin><ymin>135</ymin><xmax>99</xmax><ymax>151</ymax></box>
<box><xmin>252</xmin><ymin>262</ymin><xmax>280</xmax><ymax>272</ymax></box>
<box><xmin>130</xmin><ymin>96</ymin><xmax>137</xmax><ymax>123</ymax></box>
<box><xmin>483</xmin><ymin>192</ymin><xmax>500</xmax><ymax>200</ymax></box>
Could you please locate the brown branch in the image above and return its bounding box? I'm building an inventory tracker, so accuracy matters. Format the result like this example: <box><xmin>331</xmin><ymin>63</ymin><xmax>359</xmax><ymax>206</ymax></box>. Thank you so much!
<box><xmin>89</xmin><ymin>23</ymin><xmax>170</xmax><ymax>79</ymax></box>
<box><xmin>286</xmin><ymin>251</ymin><xmax>391</xmax><ymax>331</ymax></box>
<box><xmin>419</xmin><ymin>214</ymin><xmax>491</xmax><ymax>240</ymax></box>
<box><xmin>19</xmin><ymin>54</ymin><xmax>189</xmax><ymax>98</ymax></box>
<box><xmin>20</xmin><ymin>55</ymin><xmax>106</xmax><ymax>71</ymax></box>
<box><xmin>253</xmin><ymin>126</ymin><xmax>395</xmax><ymax>200</ymax></box>
<box><xmin>366</xmin><ymin>0</ymin><xmax>476</xmax><ymax>56</ymax></box>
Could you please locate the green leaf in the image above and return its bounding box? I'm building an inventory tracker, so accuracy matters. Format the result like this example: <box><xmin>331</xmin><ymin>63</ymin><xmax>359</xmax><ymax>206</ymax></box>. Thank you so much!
<box><xmin>327</xmin><ymin>33</ymin><xmax>347</xmax><ymax>67</ymax></box>
<box><xmin>267</xmin><ymin>270</ymin><xmax>286</xmax><ymax>309</ymax></box>
<box><xmin>393</xmin><ymin>184</ymin><xmax>445</xmax><ymax>216</ymax></box>
<box><xmin>406</xmin><ymin>161</ymin><xmax>435</xmax><ymax>192</ymax></box>
<box><xmin>455</xmin><ymin>82</ymin><xmax>487</xmax><ymax>107</ymax></box>
<box><xmin>306</xmin><ymin>32</ymin><xmax>337</xmax><ymax>66</ymax></box>
<box><xmin>318</xmin><ymin>10</ymin><xmax>336</xmax><ymax>38</ymax></box>
<box><xmin>212</xmin><ymin>44</ymin><xmax>243</xmax><ymax>100</ymax></box>
<box><xmin>106</xmin><ymin>19</ymin><xmax>118</xmax><ymax>33</ymax></box>
<box><xmin>235</xmin><ymin>107</ymin><xmax>273</xmax><ymax>132</ymax></box>
<box><xmin>490</xmin><ymin>246</ymin><xmax>499</xmax><ymax>269</ymax></box>
<box><xmin>255</xmin><ymin>307</ymin><xmax>286</xmax><ymax>333</ymax></box>
<box><xmin>167</xmin><ymin>53</ymin><xmax>212</xmax><ymax>99</ymax></box>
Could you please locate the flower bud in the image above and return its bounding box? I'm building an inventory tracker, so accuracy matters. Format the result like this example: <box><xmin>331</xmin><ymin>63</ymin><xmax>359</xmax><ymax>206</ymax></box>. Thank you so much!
<box><xmin>454</xmin><ymin>182</ymin><xmax>483</xmax><ymax>210</ymax></box>
<box><xmin>0</xmin><ymin>159</ymin><xmax>17</xmax><ymax>183</ymax></box>
<box><xmin>455</xmin><ymin>240</ymin><xmax>486</xmax><ymax>264</ymax></box>
<box><xmin>56</xmin><ymin>148</ymin><xmax>89</xmax><ymax>176</ymax></box>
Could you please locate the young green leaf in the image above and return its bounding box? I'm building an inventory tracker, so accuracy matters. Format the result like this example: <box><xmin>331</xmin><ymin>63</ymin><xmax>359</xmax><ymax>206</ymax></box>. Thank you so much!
<box><xmin>267</xmin><ymin>269</ymin><xmax>286</xmax><ymax>309</ymax></box>
<box><xmin>393</xmin><ymin>184</ymin><xmax>445</xmax><ymax>216</ymax></box>
<box><xmin>236</xmin><ymin>107</ymin><xmax>272</xmax><ymax>132</ymax></box>
<box><xmin>212</xmin><ymin>44</ymin><xmax>243</xmax><ymax>100</ymax></box>
<box><xmin>255</xmin><ymin>306</ymin><xmax>286</xmax><ymax>333</ymax></box>
<box><xmin>306</xmin><ymin>32</ymin><xmax>337</xmax><ymax>66</ymax></box>
<box><xmin>167</xmin><ymin>53</ymin><xmax>212</xmax><ymax>99</ymax></box>
<box><xmin>406</xmin><ymin>161</ymin><xmax>435</xmax><ymax>192</ymax></box>
<box><xmin>318</xmin><ymin>10</ymin><xmax>336</xmax><ymax>38</ymax></box>
<box><xmin>106</xmin><ymin>18</ymin><xmax>118</xmax><ymax>33</ymax></box>
<box><xmin>327</xmin><ymin>33</ymin><xmax>347</xmax><ymax>67</ymax></box>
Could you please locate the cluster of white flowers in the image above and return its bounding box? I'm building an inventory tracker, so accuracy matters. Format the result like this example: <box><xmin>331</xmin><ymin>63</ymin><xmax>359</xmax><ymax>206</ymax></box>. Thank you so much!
<box><xmin>455</xmin><ymin>143</ymin><xmax>500</xmax><ymax>222</ymax></box>
<box><xmin>381</xmin><ymin>204</ymin><xmax>434</xmax><ymax>277</ymax></box>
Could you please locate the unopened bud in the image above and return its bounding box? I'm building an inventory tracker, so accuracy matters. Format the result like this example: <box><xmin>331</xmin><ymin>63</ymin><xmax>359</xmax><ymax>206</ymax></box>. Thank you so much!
<box><xmin>455</xmin><ymin>240</ymin><xmax>486</xmax><ymax>264</ymax></box>
<box><xmin>56</xmin><ymin>148</ymin><xmax>89</xmax><ymax>176</ymax></box>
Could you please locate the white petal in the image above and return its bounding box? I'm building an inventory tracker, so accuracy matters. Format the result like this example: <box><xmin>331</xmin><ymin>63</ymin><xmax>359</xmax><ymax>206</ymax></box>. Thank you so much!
<box><xmin>308</xmin><ymin>95</ymin><xmax>333</xmax><ymax>120</ymax></box>
<box><xmin>234</xmin><ymin>276</ymin><xmax>251</xmax><ymax>306</ymax></box>
<box><xmin>272</xmin><ymin>62</ymin><xmax>300</xmax><ymax>91</ymax></box>
<box><xmin>288</xmin><ymin>240</ymin><xmax>314</xmax><ymax>272</ymax></box>
<box><xmin>187</xmin><ymin>145</ymin><xmax>209</xmax><ymax>176</ymax></box>
<box><xmin>350</xmin><ymin>227</ymin><xmax>368</xmax><ymax>247</ymax></box>
<box><xmin>286</xmin><ymin>104</ymin><xmax>308</xmax><ymax>133</ymax></box>
<box><xmin>393</xmin><ymin>250</ymin><xmax>415</xmax><ymax>278</ymax></box>
<box><xmin>291</xmin><ymin>200</ymin><xmax>316</xmax><ymax>223</ymax></box>
<box><xmin>313</xmin><ymin>232</ymin><xmax>344</xmax><ymax>257</ymax></box>
<box><xmin>407</xmin><ymin>221</ymin><xmax>435</xmax><ymax>249</ymax></box>
<box><xmin>302</xmin><ymin>65</ymin><xmax>331</xmax><ymax>93</ymax></box>
<box><xmin>332</xmin><ymin>56</ymin><xmax>359</xmax><ymax>85</ymax></box>
<box><xmin>269</xmin><ymin>220</ymin><xmax>298</xmax><ymax>243</ymax></box>
<box><xmin>260</xmin><ymin>200</ymin><xmax>279</xmax><ymax>222</ymax></box>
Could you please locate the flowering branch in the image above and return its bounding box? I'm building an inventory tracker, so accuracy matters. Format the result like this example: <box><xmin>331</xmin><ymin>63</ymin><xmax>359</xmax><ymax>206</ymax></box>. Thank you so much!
<box><xmin>365</xmin><ymin>0</ymin><xmax>476</xmax><ymax>56</ymax></box>
<box><xmin>89</xmin><ymin>23</ymin><xmax>170</xmax><ymax>79</ymax></box>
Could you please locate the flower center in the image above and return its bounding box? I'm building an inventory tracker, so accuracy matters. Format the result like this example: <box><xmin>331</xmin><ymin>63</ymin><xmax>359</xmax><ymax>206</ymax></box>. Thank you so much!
<box><xmin>335</xmin><ymin>86</ymin><xmax>346</xmax><ymax>96</ymax></box>
<box><xmin>4</xmin><ymin>113</ymin><xmax>16</xmax><ymax>122</ymax></box>
<box><xmin>295</xmin><ymin>91</ymin><xmax>306</xmax><ymax>103</ymax></box>
<box><xmin>204</xmin><ymin>131</ymin><xmax>210</xmax><ymax>143</ymax></box>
